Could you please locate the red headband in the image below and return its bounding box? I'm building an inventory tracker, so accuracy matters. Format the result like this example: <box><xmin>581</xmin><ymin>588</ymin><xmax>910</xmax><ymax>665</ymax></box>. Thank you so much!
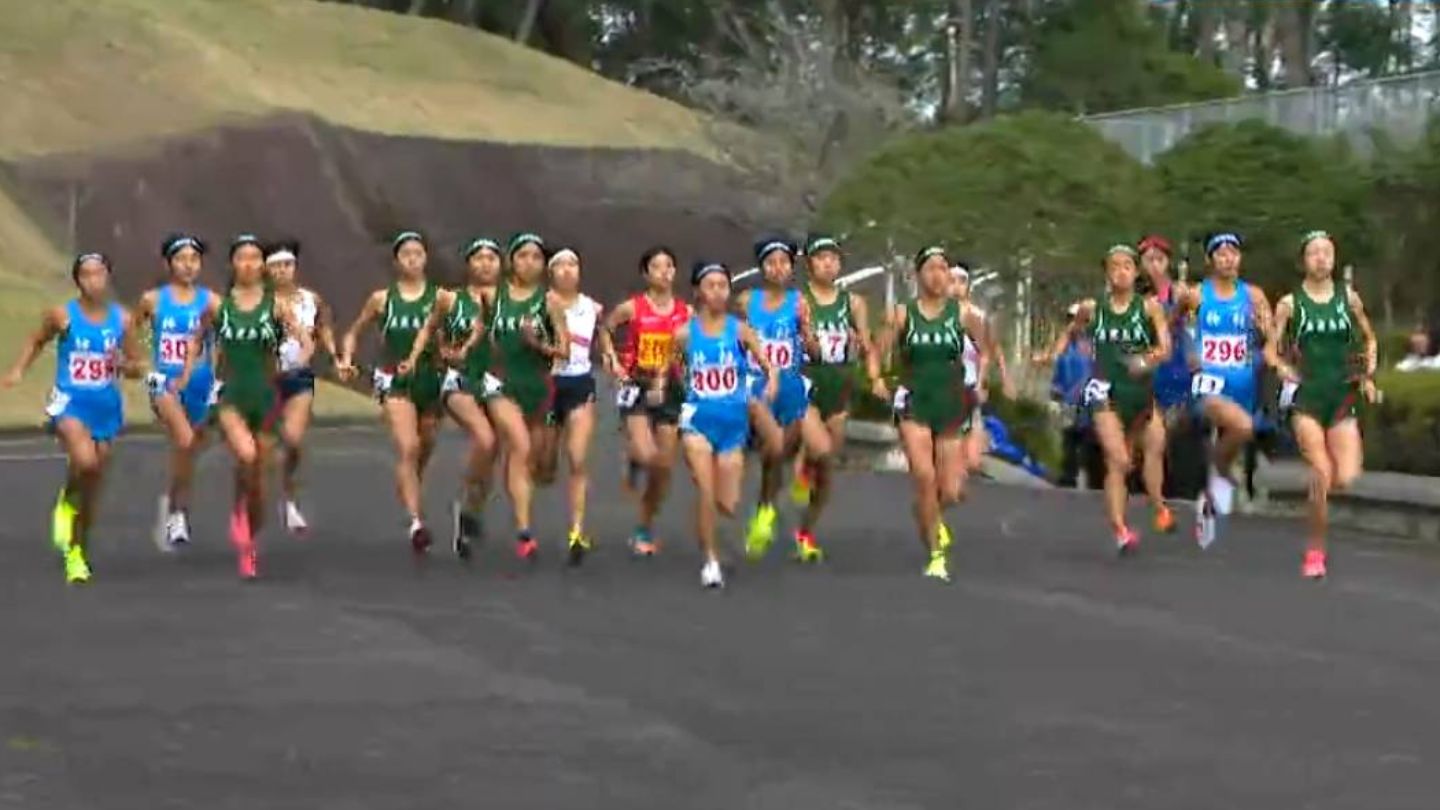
<box><xmin>1137</xmin><ymin>235</ymin><xmax>1172</xmax><ymax>256</ymax></box>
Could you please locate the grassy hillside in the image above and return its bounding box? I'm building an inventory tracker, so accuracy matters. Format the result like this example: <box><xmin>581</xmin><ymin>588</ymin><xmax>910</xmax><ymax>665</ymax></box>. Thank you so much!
<box><xmin>0</xmin><ymin>0</ymin><xmax>722</xmax><ymax>427</ymax></box>
<box><xmin>0</xmin><ymin>0</ymin><xmax>711</xmax><ymax>160</ymax></box>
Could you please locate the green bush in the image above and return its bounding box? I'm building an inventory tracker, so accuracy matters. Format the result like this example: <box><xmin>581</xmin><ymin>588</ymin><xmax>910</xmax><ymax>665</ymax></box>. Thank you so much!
<box><xmin>1365</xmin><ymin>370</ymin><xmax>1440</xmax><ymax>475</ymax></box>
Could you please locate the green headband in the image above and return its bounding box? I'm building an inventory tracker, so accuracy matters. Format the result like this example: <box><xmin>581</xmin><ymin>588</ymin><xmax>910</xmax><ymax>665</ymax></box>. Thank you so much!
<box><xmin>462</xmin><ymin>237</ymin><xmax>501</xmax><ymax>260</ymax></box>
<box><xmin>1300</xmin><ymin>230</ymin><xmax>1333</xmax><ymax>250</ymax></box>
<box><xmin>914</xmin><ymin>245</ymin><xmax>947</xmax><ymax>267</ymax></box>
<box><xmin>805</xmin><ymin>236</ymin><xmax>842</xmax><ymax>255</ymax></box>
<box><xmin>507</xmin><ymin>232</ymin><xmax>545</xmax><ymax>256</ymax></box>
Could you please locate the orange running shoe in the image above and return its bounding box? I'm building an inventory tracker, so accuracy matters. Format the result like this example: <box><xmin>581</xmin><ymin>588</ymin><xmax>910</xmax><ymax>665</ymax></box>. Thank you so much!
<box><xmin>1153</xmin><ymin>504</ymin><xmax>1176</xmax><ymax>533</ymax></box>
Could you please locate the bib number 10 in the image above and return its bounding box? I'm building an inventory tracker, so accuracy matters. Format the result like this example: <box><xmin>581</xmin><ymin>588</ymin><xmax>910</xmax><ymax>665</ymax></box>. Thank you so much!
<box><xmin>761</xmin><ymin>340</ymin><xmax>793</xmax><ymax>369</ymax></box>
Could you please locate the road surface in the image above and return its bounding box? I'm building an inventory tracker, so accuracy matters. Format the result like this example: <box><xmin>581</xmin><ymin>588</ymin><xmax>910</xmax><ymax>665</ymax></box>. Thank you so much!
<box><xmin>2</xmin><ymin>423</ymin><xmax>1439</xmax><ymax>809</ymax></box>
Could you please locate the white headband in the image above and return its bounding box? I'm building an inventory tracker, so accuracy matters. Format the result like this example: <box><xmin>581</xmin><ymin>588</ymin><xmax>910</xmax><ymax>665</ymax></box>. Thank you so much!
<box><xmin>547</xmin><ymin>248</ymin><xmax>579</xmax><ymax>268</ymax></box>
<box><xmin>950</xmin><ymin>265</ymin><xmax>970</xmax><ymax>280</ymax></box>
<box><xmin>265</xmin><ymin>250</ymin><xmax>297</xmax><ymax>265</ymax></box>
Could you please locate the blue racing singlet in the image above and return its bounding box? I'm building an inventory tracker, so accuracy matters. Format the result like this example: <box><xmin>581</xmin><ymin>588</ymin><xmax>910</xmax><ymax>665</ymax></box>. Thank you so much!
<box><xmin>685</xmin><ymin>316</ymin><xmax>747</xmax><ymax>410</ymax></box>
<box><xmin>1152</xmin><ymin>283</ymin><xmax>1193</xmax><ymax>409</ymax></box>
<box><xmin>1194</xmin><ymin>278</ymin><xmax>1257</xmax><ymax>411</ymax></box>
<box><xmin>55</xmin><ymin>300</ymin><xmax>123</xmax><ymax>403</ymax></box>
<box><xmin>153</xmin><ymin>284</ymin><xmax>214</xmax><ymax>378</ymax></box>
<box><xmin>745</xmin><ymin>289</ymin><xmax>803</xmax><ymax>376</ymax></box>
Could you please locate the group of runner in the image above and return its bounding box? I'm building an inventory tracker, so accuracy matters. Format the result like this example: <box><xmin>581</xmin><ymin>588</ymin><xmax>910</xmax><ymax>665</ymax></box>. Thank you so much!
<box><xmin>1043</xmin><ymin>230</ymin><xmax>1378</xmax><ymax>579</ymax></box>
<box><xmin>4</xmin><ymin>226</ymin><xmax>1376</xmax><ymax>588</ymax></box>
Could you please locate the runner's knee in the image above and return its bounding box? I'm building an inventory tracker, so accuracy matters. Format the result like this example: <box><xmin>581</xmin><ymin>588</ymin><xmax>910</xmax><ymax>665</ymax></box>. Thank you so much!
<box><xmin>1332</xmin><ymin>464</ymin><xmax>1359</xmax><ymax>491</ymax></box>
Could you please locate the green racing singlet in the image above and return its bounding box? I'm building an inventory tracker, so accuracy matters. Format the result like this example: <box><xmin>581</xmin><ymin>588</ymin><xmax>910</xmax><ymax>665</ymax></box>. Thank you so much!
<box><xmin>488</xmin><ymin>282</ymin><xmax>554</xmax><ymax>421</ymax></box>
<box><xmin>803</xmin><ymin>285</ymin><xmax>856</xmax><ymax>419</ymax></box>
<box><xmin>893</xmin><ymin>298</ymin><xmax>970</xmax><ymax>435</ymax></box>
<box><xmin>378</xmin><ymin>281</ymin><xmax>441</xmax><ymax>413</ymax></box>
<box><xmin>1286</xmin><ymin>286</ymin><xmax>1359</xmax><ymax>428</ymax></box>
<box><xmin>442</xmin><ymin>288</ymin><xmax>490</xmax><ymax>397</ymax></box>
<box><xmin>216</xmin><ymin>287</ymin><xmax>281</xmax><ymax>432</ymax></box>
<box><xmin>1087</xmin><ymin>293</ymin><xmax>1157</xmax><ymax>429</ymax></box>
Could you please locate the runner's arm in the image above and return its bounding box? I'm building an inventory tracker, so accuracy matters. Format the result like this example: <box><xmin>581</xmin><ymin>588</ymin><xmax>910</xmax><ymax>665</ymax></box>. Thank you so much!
<box><xmin>406</xmin><ymin>289</ymin><xmax>452</xmax><ymax>368</ymax></box>
<box><xmin>1141</xmin><ymin>297</ymin><xmax>1172</xmax><ymax>367</ymax></box>
<box><xmin>313</xmin><ymin>292</ymin><xmax>340</xmax><ymax>361</ymax></box>
<box><xmin>962</xmin><ymin>305</ymin><xmax>991</xmax><ymax>392</ymax></box>
<box><xmin>732</xmin><ymin>289</ymin><xmax>751</xmax><ymax>320</ymax></box>
<box><xmin>177</xmin><ymin>306</ymin><xmax>217</xmax><ymax>391</ymax></box>
<box><xmin>1249</xmin><ymin>285</ymin><xmax>1278</xmax><ymax>369</ymax></box>
<box><xmin>739</xmin><ymin>322</ymin><xmax>779</xmax><ymax>392</ymax></box>
<box><xmin>117</xmin><ymin>308</ymin><xmax>147</xmax><ymax>379</ymax></box>
<box><xmin>337</xmin><ymin>289</ymin><xmax>385</xmax><ymax>374</ymax></box>
<box><xmin>1265</xmin><ymin>295</ymin><xmax>1299</xmax><ymax>382</ymax></box>
<box><xmin>1348</xmin><ymin>288</ymin><xmax>1379</xmax><ymax>379</ymax></box>
<box><xmin>277</xmin><ymin>300</ymin><xmax>315</xmax><ymax>369</ymax></box>
<box><xmin>598</xmin><ymin>297</ymin><xmax>633</xmax><ymax>376</ymax></box>
<box><xmin>1</xmin><ymin>306</ymin><xmax>64</xmax><ymax>387</ymax></box>
<box><xmin>540</xmin><ymin>291</ymin><xmax>571</xmax><ymax>362</ymax></box>
<box><xmin>796</xmin><ymin>294</ymin><xmax>820</xmax><ymax>360</ymax></box>
<box><xmin>1038</xmin><ymin>300</ymin><xmax>1092</xmax><ymax>364</ymax></box>
<box><xmin>848</xmin><ymin>292</ymin><xmax>875</xmax><ymax>362</ymax></box>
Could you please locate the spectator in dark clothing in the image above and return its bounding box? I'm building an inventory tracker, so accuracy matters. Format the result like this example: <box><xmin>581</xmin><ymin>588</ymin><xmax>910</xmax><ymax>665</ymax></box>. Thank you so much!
<box><xmin>1049</xmin><ymin>305</ymin><xmax>1098</xmax><ymax>488</ymax></box>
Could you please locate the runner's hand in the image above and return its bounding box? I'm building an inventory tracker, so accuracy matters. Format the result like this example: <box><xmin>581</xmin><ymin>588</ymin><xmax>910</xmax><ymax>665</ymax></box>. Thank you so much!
<box><xmin>870</xmin><ymin>376</ymin><xmax>889</xmax><ymax>401</ymax></box>
<box><xmin>0</xmin><ymin>369</ymin><xmax>20</xmax><ymax>388</ymax></box>
<box><xmin>1361</xmin><ymin>378</ymin><xmax>1380</xmax><ymax>404</ymax></box>
<box><xmin>763</xmin><ymin>372</ymin><xmax>780</xmax><ymax>403</ymax></box>
<box><xmin>396</xmin><ymin>359</ymin><xmax>414</xmax><ymax>376</ymax></box>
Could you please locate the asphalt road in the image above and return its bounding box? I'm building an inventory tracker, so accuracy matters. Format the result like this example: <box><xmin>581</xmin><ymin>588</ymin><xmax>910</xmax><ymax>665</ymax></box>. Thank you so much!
<box><xmin>2</xmin><ymin>419</ymin><xmax>1440</xmax><ymax>809</ymax></box>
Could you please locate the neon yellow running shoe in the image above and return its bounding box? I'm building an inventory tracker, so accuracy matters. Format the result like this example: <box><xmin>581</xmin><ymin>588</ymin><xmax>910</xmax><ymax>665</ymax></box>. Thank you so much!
<box><xmin>745</xmin><ymin>504</ymin><xmax>777</xmax><ymax>561</ymax></box>
<box><xmin>924</xmin><ymin>551</ymin><xmax>950</xmax><ymax>583</ymax></box>
<box><xmin>64</xmin><ymin>546</ymin><xmax>91</xmax><ymax>584</ymax></box>
<box><xmin>566</xmin><ymin>527</ymin><xmax>592</xmax><ymax>567</ymax></box>
<box><xmin>51</xmin><ymin>491</ymin><xmax>75</xmax><ymax>554</ymax></box>
<box><xmin>937</xmin><ymin>522</ymin><xmax>953</xmax><ymax>552</ymax></box>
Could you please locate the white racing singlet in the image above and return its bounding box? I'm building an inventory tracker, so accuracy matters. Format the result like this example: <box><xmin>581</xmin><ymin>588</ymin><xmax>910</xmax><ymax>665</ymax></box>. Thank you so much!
<box><xmin>278</xmin><ymin>289</ymin><xmax>318</xmax><ymax>372</ymax></box>
<box><xmin>962</xmin><ymin>304</ymin><xmax>984</xmax><ymax>387</ymax></box>
<box><xmin>554</xmin><ymin>294</ymin><xmax>600</xmax><ymax>378</ymax></box>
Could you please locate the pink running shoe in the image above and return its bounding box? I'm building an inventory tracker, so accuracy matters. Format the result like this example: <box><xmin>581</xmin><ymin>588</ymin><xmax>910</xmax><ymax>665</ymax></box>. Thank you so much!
<box><xmin>231</xmin><ymin>506</ymin><xmax>258</xmax><ymax>580</ymax></box>
<box><xmin>1302</xmin><ymin>549</ymin><xmax>1327</xmax><ymax>580</ymax></box>
<box><xmin>1115</xmin><ymin>526</ymin><xmax>1140</xmax><ymax>557</ymax></box>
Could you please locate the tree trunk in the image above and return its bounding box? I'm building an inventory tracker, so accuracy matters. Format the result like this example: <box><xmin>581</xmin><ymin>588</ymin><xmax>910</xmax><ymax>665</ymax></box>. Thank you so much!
<box><xmin>980</xmin><ymin>0</ymin><xmax>1001</xmax><ymax>119</ymax></box>
<box><xmin>406</xmin><ymin>0</ymin><xmax>427</xmax><ymax>15</ymax></box>
<box><xmin>1390</xmin><ymin>0</ymin><xmax>1414</xmax><ymax>71</ymax></box>
<box><xmin>515</xmin><ymin>0</ymin><xmax>544</xmax><ymax>43</ymax></box>
<box><xmin>1195</xmin><ymin>0</ymin><xmax>1219</xmax><ymax>64</ymax></box>
<box><xmin>941</xmin><ymin>0</ymin><xmax>973</xmax><ymax>124</ymax></box>
<box><xmin>1276</xmin><ymin>0</ymin><xmax>1313</xmax><ymax>87</ymax></box>
<box><xmin>1220</xmin><ymin>0</ymin><xmax>1251</xmax><ymax>82</ymax></box>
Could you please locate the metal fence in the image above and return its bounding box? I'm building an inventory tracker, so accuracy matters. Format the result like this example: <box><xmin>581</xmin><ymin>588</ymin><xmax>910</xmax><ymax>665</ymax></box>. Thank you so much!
<box><xmin>1083</xmin><ymin>70</ymin><xmax>1440</xmax><ymax>163</ymax></box>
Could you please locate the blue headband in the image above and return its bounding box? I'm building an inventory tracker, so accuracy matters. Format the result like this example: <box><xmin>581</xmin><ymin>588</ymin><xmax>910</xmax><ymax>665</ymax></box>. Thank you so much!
<box><xmin>1205</xmin><ymin>233</ymin><xmax>1242</xmax><ymax>256</ymax></box>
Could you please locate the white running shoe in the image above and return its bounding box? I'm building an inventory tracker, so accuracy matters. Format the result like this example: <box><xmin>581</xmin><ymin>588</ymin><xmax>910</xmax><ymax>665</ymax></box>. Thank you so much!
<box><xmin>153</xmin><ymin>495</ymin><xmax>172</xmax><ymax>552</ymax></box>
<box><xmin>1207</xmin><ymin>467</ymin><xmax>1236</xmax><ymax>517</ymax></box>
<box><xmin>1194</xmin><ymin>493</ymin><xmax>1217</xmax><ymax>550</ymax></box>
<box><xmin>165</xmin><ymin>510</ymin><xmax>191</xmax><ymax>547</ymax></box>
<box><xmin>283</xmin><ymin>500</ymin><xmax>309</xmax><ymax>536</ymax></box>
<box><xmin>701</xmin><ymin>559</ymin><xmax>725</xmax><ymax>589</ymax></box>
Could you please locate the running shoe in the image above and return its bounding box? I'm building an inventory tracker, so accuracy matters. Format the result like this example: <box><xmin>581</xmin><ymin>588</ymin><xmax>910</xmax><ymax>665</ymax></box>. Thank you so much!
<box><xmin>165</xmin><ymin>511</ymin><xmax>191</xmax><ymax>549</ymax></box>
<box><xmin>1302</xmin><ymin>549</ymin><xmax>1327</xmax><ymax>580</ymax></box>
<box><xmin>1194</xmin><ymin>493</ymin><xmax>1217</xmax><ymax>550</ymax></box>
<box><xmin>409</xmin><ymin>518</ymin><xmax>432</xmax><ymax>555</ymax></box>
<box><xmin>1115</xmin><ymin>526</ymin><xmax>1140</xmax><ymax>556</ymax></box>
<box><xmin>937</xmin><ymin>522</ymin><xmax>953</xmax><ymax>552</ymax></box>
<box><xmin>515</xmin><ymin>533</ymin><xmax>539</xmax><ymax>562</ymax></box>
<box><xmin>1207</xmin><ymin>468</ymin><xmax>1236</xmax><ymax>516</ymax></box>
<box><xmin>793</xmin><ymin>530</ymin><xmax>825</xmax><ymax>563</ymax></box>
<box><xmin>701</xmin><ymin>558</ymin><xmax>725</xmax><ymax>589</ymax></box>
<box><xmin>790</xmin><ymin>464</ymin><xmax>813</xmax><ymax>506</ymax></box>
<box><xmin>450</xmin><ymin>500</ymin><xmax>481</xmax><ymax>561</ymax></box>
<box><xmin>1153</xmin><ymin>504</ymin><xmax>1176</xmax><ymax>534</ymax></box>
<box><xmin>63</xmin><ymin>545</ymin><xmax>91</xmax><ymax>584</ymax></box>
<box><xmin>230</xmin><ymin>506</ymin><xmax>258</xmax><ymax>581</ymax></box>
<box><xmin>745</xmin><ymin>504</ymin><xmax>777</xmax><ymax>561</ymax></box>
<box><xmin>282</xmin><ymin>500</ymin><xmax>309</xmax><ymax>537</ymax></box>
<box><xmin>923</xmin><ymin>551</ymin><xmax>950</xmax><ymax>583</ymax></box>
<box><xmin>628</xmin><ymin>528</ymin><xmax>657</xmax><ymax>558</ymax></box>
<box><xmin>567</xmin><ymin>527</ymin><xmax>592</xmax><ymax>567</ymax></box>
<box><xmin>51</xmin><ymin>490</ymin><xmax>74</xmax><ymax>554</ymax></box>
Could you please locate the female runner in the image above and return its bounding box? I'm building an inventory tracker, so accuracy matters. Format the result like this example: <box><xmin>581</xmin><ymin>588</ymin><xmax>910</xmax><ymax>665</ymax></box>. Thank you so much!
<box><xmin>675</xmin><ymin>261</ymin><xmax>779</xmax><ymax>588</ymax></box>
<box><xmin>599</xmin><ymin>247</ymin><xmax>689</xmax><ymax>557</ymax></box>
<box><xmin>3</xmin><ymin>252</ymin><xmax>144</xmax><ymax>583</ymax></box>
<box><xmin>265</xmin><ymin>239</ymin><xmax>338</xmax><ymax>535</ymax></box>
<box><xmin>869</xmin><ymin>246</ymin><xmax>987</xmax><ymax>582</ymax></box>
<box><xmin>336</xmin><ymin>231</ymin><xmax>445</xmax><ymax>553</ymax></box>
<box><xmin>136</xmin><ymin>233</ymin><xmax>216</xmax><ymax>550</ymax></box>
<box><xmin>177</xmin><ymin>235</ymin><xmax>312</xmax><ymax>579</ymax></box>
<box><xmin>1057</xmin><ymin>245</ymin><xmax>1172</xmax><ymax>554</ymax></box>
<box><xmin>1266</xmin><ymin>230</ymin><xmax>1378</xmax><ymax>579</ymax></box>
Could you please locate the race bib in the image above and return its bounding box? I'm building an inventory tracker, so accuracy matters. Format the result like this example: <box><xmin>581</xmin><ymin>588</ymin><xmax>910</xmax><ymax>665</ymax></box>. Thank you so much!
<box><xmin>1191</xmin><ymin>373</ymin><xmax>1226</xmax><ymax>397</ymax></box>
<box><xmin>372</xmin><ymin>369</ymin><xmax>395</xmax><ymax>400</ymax></box>
<box><xmin>678</xmin><ymin>403</ymin><xmax>697</xmax><ymax>430</ymax></box>
<box><xmin>1200</xmin><ymin>335</ymin><xmax>1248</xmax><ymax>368</ymax></box>
<box><xmin>1279</xmin><ymin>381</ymin><xmax>1300</xmax><ymax>410</ymax></box>
<box><xmin>145</xmin><ymin>371</ymin><xmax>169</xmax><ymax>398</ymax></box>
<box><xmin>963</xmin><ymin>359</ymin><xmax>979</xmax><ymax>388</ymax></box>
<box><xmin>759</xmin><ymin>339</ymin><xmax>795</xmax><ymax>371</ymax></box>
<box><xmin>816</xmin><ymin>329</ymin><xmax>848</xmax><ymax>364</ymax></box>
<box><xmin>207</xmin><ymin>381</ymin><xmax>224</xmax><ymax>407</ymax></box>
<box><xmin>615</xmin><ymin>383</ymin><xmax>641</xmax><ymax>408</ymax></box>
<box><xmin>801</xmin><ymin>374</ymin><xmax>813</xmax><ymax>399</ymax></box>
<box><xmin>636</xmin><ymin>333</ymin><xmax>671</xmax><ymax>372</ymax></box>
<box><xmin>67</xmin><ymin>352</ymin><xmax>115</xmax><ymax>388</ymax></box>
<box><xmin>441</xmin><ymin>368</ymin><xmax>464</xmax><ymax>394</ymax></box>
<box><xmin>1083</xmin><ymin>379</ymin><xmax>1112</xmax><ymax>405</ymax></box>
<box><xmin>690</xmin><ymin>365</ymin><xmax>740</xmax><ymax>398</ymax></box>
<box><xmin>44</xmin><ymin>388</ymin><xmax>71</xmax><ymax>418</ymax></box>
<box><xmin>892</xmin><ymin>385</ymin><xmax>911</xmax><ymax>412</ymax></box>
<box><xmin>480</xmin><ymin>372</ymin><xmax>503</xmax><ymax>399</ymax></box>
<box><xmin>157</xmin><ymin>331</ymin><xmax>191</xmax><ymax>366</ymax></box>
